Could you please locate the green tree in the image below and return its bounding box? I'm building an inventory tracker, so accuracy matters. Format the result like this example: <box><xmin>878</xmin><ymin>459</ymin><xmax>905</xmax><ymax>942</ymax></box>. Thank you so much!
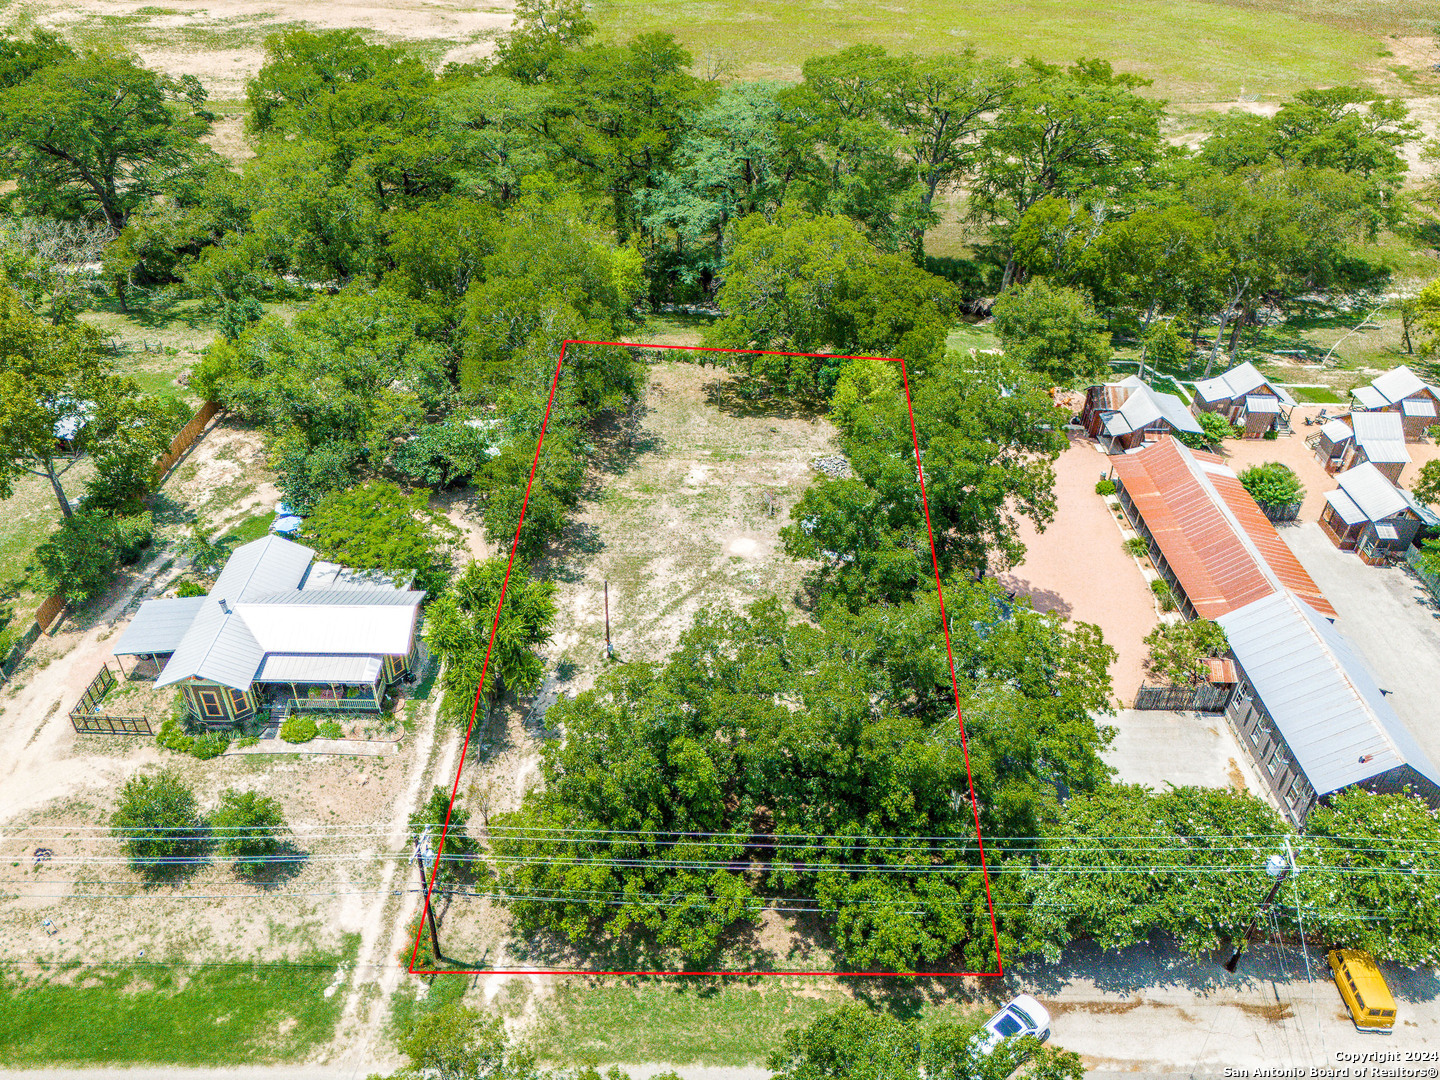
<box><xmin>459</xmin><ymin>195</ymin><xmax>643</xmax><ymax>413</ymax></box>
<box><xmin>704</xmin><ymin>209</ymin><xmax>960</xmax><ymax>397</ymax></box>
<box><xmin>1028</xmin><ymin>784</ymin><xmax>1290</xmax><ymax>961</ymax></box>
<box><xmin>302</xmin><ymin>480</ymin><xmax>459</xmax><ymax>595</ymax></box>
<box><xmin>971</xmin><ymin>59</ymin><xmax>1163</xmax><ymax>286</ymax></box>
<box><xmin>211</xmin><ymin>789</ymin><xmax>288</xmax><ymax>873</ymax></box>
<box><xmin>0</xmin><ymin>285</ymin><xmax>178</xmax><ymax>518</ymax></box>
<box><xmin>424</xmin><ymin>556</ymin><xmax>556</xmax><ymax>720</ymax></box>
<box><xmin>991</xmin><ymin>278</ymin><xmax>1111</xmax><ymax>387</ymax></box>
<box><xmin>489</xmin><ymin>0</ymin><xmax>596</xmax><ymax>84</ymax></box>
<box><xmin>1138</xmin><ymin>318</ymin><xmax>1191</xmax><ymax>383</ymax></box>
<box><xmin>538</xmin><ymin>33</ymin><xmax>707</xmax><ymax>242</ymax></box>
<box><xmin>0</xmin><ymin>39</ymin><xmax>216</xmax><ymax>229</ymax></box>
<box><xmin>492</xmin><ymin>587</ymin><xmax>1112</xmax><ymax>970</ymax></box>
<box><xmin>1142</xmin><ymin>619</ymin><xmax>1229</xmax><ymax>686</ymax></box>
<box><xmin>1238</xmin><ymin>462</ymin><xmax>1303</xmax><ymax>510</ymax></box>
<box><xmin>393</xmin><ymin>1002</ymin><xmax>539</xmax><ymax>1080</ymax></box>
<box><xmin>643</xmin><ymin>81</ymin><xmax>791</xmax><ymax>295</ymax></box>
<box><xmin>197</xmin><ymin>288</ymin><xmax>450</xmax><ymax>511</ymax></box>
<box><xmin>768</xmin><ymin>1003</ymin><xmax>1083</xmax><ymax>1080</ymax></box>
<box><xmin>408</xmin><ymin>785</ymin><xmax>482</xmax><ymax>886</ymax></box>
<box><xmin>110</xmin><ymin>769</ymin><xmax>205</xmax><ymax>877</ymax></box>
<box><xmin>1414</xmin><ymin>459</ymin><xmax>1440</xmax><ymax>509</ymax></box>
<box><xmin>32</xmin><ymin>508</ymin><xmax>153</xmax><ymax>602</ymax></box>
<box><xmin>1300</xmin><ymin>789</ymin><xmax>1440</xmax><ymax>967</ymax></box>
<box><xmin>786</xmin><ymin>351</ymin><xmax>1065</xmax><ymax>602</ymax></box>
<box><xmin>1194</xmin><ymin>410</ymin><xmax>1234</xmax><ymax>447</ymax></box>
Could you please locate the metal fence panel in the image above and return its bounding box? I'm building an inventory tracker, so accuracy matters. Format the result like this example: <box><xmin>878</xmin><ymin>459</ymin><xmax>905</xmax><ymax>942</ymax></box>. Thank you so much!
<box><xmin>1135</xmin><ymin>683</ymin><xmax>1233</xmax><ymax>712</ymax></box>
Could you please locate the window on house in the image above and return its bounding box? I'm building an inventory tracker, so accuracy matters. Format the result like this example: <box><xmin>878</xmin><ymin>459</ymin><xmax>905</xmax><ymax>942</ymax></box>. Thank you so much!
<box><xmin>198</xmin><ymin>690</ymin><xmax>223</xmax><ymax>718</ymax></box>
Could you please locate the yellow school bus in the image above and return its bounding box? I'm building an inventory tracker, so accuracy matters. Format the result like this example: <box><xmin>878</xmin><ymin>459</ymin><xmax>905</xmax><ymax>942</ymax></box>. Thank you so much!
<box><xmin>1328</xmin><ymin>948</ymin><xmax>1396</xmax><ymax>1032</ymax></box>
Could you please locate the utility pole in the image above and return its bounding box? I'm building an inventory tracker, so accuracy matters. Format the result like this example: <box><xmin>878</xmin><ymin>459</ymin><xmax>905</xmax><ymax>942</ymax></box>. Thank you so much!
<box><xmin>413</xmin><ymin>827</ymin><xmax>442</xmax><ymax>962</ymax></box>
<box><xmin>604</xmin><ymin>580</ymin><xmax>613</xmax><ymax>659</ymax></box>
<box><xmin>1223</xmin><ymin>852</ymin><xmax>1289</xmax><ymax>973</ymax></box>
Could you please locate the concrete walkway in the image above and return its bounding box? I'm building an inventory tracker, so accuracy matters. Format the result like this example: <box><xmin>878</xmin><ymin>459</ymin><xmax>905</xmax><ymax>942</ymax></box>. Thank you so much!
<box><xmin>224</xmin><ymin>736</ymin><xmax>401</xmax><ymax>758</ymax></box>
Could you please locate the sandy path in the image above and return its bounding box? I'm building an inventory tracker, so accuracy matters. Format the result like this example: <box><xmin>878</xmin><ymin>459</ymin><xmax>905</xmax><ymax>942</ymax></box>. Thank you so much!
<box><xmin>0</xmin><ymin>551</ymin><xmax>181</xmax><ymax>826</ymax></box>
<box><xmin>332</xmin><ymin>683</ymin><xmax>463</xmax><ymax>1073</ymax></box>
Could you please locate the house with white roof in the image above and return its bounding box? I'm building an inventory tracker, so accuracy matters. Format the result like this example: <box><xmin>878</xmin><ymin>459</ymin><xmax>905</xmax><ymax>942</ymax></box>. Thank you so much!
<box><xmin>1308</xmin><ymin>411</ymin><xmax>1410</xmax><ymax>482</ymax></box>
<box><xmin>1218</xmin><ymin>589</ymin><xmax>1440</xmax><ymax>824</ymax></box>
<box><xmin>1079</xmin><ymin>375</ymin><xmax>1203</xmax><ymax>452</ymax></box>
<box><xmin>1318</xmin><ymin>462</ymin><xmax>1437</xmax><ymax>562</ymax></box>
<box><xmin>1191</xmin><ymin>361</ymin><xmax>1296</xmax><ymax>438</ymax></box>
<box><xmin>1350</xmin><ymin>365</ymin><xmax>1440</xmax><ymax>440</ymax></box>
<box><xmin>113</xmin><ymin>535</ymin><xmax>424</xmax><ymax>727</ymax></box>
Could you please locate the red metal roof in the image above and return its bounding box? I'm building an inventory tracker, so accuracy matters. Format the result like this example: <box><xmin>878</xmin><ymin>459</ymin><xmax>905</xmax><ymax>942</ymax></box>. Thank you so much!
<box><xmin>1111</xmin><ymin>437</ymin><xmax>1334</xmax><ymax>620</ymax></box>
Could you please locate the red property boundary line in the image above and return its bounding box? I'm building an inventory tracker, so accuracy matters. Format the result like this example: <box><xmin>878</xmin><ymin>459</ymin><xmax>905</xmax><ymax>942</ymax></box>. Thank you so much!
<box><xmin>409</xmin><ymin>340</ymin><xmax>1004</xmax><ymax>978</ymax></box>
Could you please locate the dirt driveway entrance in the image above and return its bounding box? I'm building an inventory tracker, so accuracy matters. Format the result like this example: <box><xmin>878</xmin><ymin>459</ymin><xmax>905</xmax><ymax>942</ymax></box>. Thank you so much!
<box><xmin>998</xmin><ymin>435</ymin><xmax>1158</xmax><ymax>706</ymax></box>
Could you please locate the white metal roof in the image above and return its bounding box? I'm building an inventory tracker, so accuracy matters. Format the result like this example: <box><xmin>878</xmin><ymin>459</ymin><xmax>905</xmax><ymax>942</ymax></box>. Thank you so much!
<box><xmin>1218</xmin><ymin>591</ymin><xmax>1440</xmax><ymax>795</ymax></box>
<box><xmin>1244</xmin><ymin>394</ymin><xmax>1279</xmax><ymax>413</ymax></box>
<box><xmin>113</xmin><ymin>597</ymin><xmax>207</xmax><ymax>655</ymax></box>
<box><xmin>1351</xmin><ymin>385</ymin><xmax>1387</xmax><ymax>410</ymax></box>
<box><xmin>1371</xmin><ymin>365</ymin><xmax>1431</xmax><ymax>406</ymax></box>
<box><xmin>1320</xmin><ymin>419</ymin><xmax>1353</xmax><ymax>443</ymax></box>
<box><xmin>1403</xmin><ymin>397</ymin><xmax>1437</xmax><ymax>417</ymax></box>
<box><xmin>234</xmin><ymin>601</ymin><xmax>419</xmax><ymax>655</ymax></box>
<box><xmin>211</xmin><ymin>535</ymin><xmax>315</xmax><ymax>604</ymax></box>
<box><xmin>149</xmin><ymin>535</ymin><xmax>422</xmax><ymax>691</ymax></box>
<box><xmin>1351</xmin><ymin>411</ymin><xmax>1409</xmax><ymax>465</ymax></box>
<box><xmin>1193</xmin><ymin>362</ymin><xmax>1296</xmax><ymax>408</ymax></box>
<box><xmin>1324</xmin><ymin>489</ymin><xmax>1366</xmax><ymax>526</ymax></box>
<box><xmin>252</xmin><ymin>654</ymin><xmax>384</xmax><ymax>684</ymax></box>
<box><xmin>1104</xmin><ymin>377</ymin><xmax>1202</xmax><ymax>437</ymax></box>
<box><xmin>1336</xmin><ymin>462</ymin><xmax>1410</xmax><ymax>522</ymax></box>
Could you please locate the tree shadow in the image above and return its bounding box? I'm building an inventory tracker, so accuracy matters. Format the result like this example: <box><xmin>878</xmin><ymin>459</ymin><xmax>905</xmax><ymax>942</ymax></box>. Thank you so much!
<box><xmin>234</xmin><ymin>840</ymin><xmax>308</xmax><ymax>889</ymax></box>
<box><xmin>1013</xmin><ymin>936</ymin><xmax>1440</xmax><ymax>1002</ymax></box>
<box><xmin>993</xmin><ymin>573</ymin><xmax>1074</xmax><ymax>619</ymax></box>
<box><xmin>702</xmin><ymin>378</ymin><xmax>826</xmax><ymax>422</ymax></box>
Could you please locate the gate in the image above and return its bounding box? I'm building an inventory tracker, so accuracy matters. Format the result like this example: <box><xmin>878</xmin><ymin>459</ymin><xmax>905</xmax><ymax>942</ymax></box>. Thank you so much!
<box><xmin>69</xmin><ymin>663</ymin><xmax>153</xmax><ymax>735</ymax></box>
<box><xmin>1134</xmin><ymin>683</ymin><xmax>1234</xmax><ymax>712</ymax></box>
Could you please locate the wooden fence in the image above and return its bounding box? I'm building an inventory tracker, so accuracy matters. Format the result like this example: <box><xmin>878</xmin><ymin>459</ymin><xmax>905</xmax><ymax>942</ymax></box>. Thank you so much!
<box><xmin>1134</xmin><ymin>683</ymin><xmax>1234</xmax><ymax>712</ymax></box>
<box><xmin>68</xmin><ymin>662</ymin><xmax>153</xmax><ymax>735</ymax></box>
<box><xmin>154</xmin><ymin>399</ymin><xmax>221</xmax><ymax>481</ymax></box>
<box><xmin>6</xmin><ymin>398</ymin><xmax>223</xmax><ymax>658</ymax></box>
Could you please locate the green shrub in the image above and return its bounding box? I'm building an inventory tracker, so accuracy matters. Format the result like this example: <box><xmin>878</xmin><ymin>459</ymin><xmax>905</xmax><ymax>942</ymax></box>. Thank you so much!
<box><xmin>156</xmin><ymin>716</ymin><xmax>195</xmax><ymax>754</ymax></box>
<box><xmin>317</xmin><ymin>720</ymin><xmax>343</xmax><ymax>739</ymax></box>
<box><xmin>233</xmin><ymin>735</ymin><xmax>260</xmax><ymax>748</ymax></box>
<box><xmin>1262</xmin><ymin>428</ymin><xmax>1278</xmax><ymax>440</ymax></box>
<box><xmin>1239</xmin><ymin>461</ymin><xmax>1304</xmax><ymax>509</ymax></box>
<box><xmin>1151</xmin><ymin>578</ymin><xmax>1178</xmax><ymax>612</ymax></box>
<box><xmin>191</xmin><ymin>730</ymin><xmax>231</xmax><ymax>759</ymax></box>
<box><xmin>1124</xmin><ymin>537</ymin><xmax>1149</xmax><ymax>557</ymax></box>
<box><xmin>280</xmin><ymin>716</ymin><xmax>317</xmax><ymax>743</ymax></box>
<box><xmin>175</xmin><ymin>579</ymin><xmax>208</xmax><ymax>598</ymax></box>
<box><xmin>1195</xmin><ymin>410</ymin><xmax>1233</xmax><ymax>445</ymax></box>
<box><xmin>1095</xmin><ymin>478</ymin><xmax>1116</xmax><ymax>496</ymax></box>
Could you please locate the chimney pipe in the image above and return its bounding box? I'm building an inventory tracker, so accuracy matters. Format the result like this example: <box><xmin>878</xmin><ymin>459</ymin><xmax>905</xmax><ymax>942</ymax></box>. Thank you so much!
<box><xmin>218</xmin><ymin>597</ymin><xmax>229</xmax><ymax>614</ymax></box>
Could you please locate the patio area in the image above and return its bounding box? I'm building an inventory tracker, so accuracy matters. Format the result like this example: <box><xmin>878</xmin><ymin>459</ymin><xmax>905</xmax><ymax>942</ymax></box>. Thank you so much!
<box><xmin>997</xmin><ymin>433</ymin><xmax>1161</xmax><ymax>707</ymax></box>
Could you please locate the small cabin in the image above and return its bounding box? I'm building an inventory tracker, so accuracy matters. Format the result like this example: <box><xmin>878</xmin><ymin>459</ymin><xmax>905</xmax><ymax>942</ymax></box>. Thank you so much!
<box><xmin>1319</xmin><ymin>463</ymin><xmax>1435</xmax><ymax>563</ymax></box>
<box><xmin>1351</xmin><ymin>366</ymin><xmax>1440</xmax><ymax>441</ymax></box>
<box><xmin>1191</xmin><ymin>362</ymin><xmax>1296</xmax><ymax>437</ymax></box>
<box><xmin>1080</xmin><ymin>376</ymin><xmax>1202</xmax><ymax>452</ymax></box>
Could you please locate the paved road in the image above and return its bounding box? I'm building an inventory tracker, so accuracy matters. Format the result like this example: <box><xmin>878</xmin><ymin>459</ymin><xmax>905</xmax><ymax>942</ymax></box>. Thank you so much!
<box><xmin>1029</xmin><ymin>939</ymin><xmax>1440</xmax><ymax>1076</ymax></box>
<box><xmin>1280</xmin><ymin>520</ymin><xmax>1440</xmax><ymax>769</ymax></box>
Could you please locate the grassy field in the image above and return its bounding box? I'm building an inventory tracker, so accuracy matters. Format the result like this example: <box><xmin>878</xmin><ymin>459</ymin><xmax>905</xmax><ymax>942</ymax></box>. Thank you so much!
<box><xmin>589</xmin><ymin>0</ymin><xmax>1427</xmax><ymax>101</ymax></box>
<box><xmin>529</xmin><ymin>980</ymin><xmax>990</xmax><ymax>1067</ymax></box>
<box><xmin>0</xmin><ymin>938</ymin><xmax>357</xmax><ymax>1067</ymax></box>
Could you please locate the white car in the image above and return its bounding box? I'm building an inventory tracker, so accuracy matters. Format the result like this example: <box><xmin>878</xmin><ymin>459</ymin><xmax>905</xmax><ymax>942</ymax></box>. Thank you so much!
<box><xmin>973</xmin><ymin>994</ymin><xmax>1051</xmax><ymax>1057</ymax></box>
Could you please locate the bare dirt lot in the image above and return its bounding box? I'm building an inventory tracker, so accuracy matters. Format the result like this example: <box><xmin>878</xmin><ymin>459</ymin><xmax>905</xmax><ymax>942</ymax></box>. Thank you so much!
<box><xmin>19</xmin><ymin>0</ymin><xmax>516</xmax><ymax>102</ymax></box>
<box><xmin>538</xmin><ymin>359</ymin><xmax>839</xmax><ymax>693</ymax></box>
